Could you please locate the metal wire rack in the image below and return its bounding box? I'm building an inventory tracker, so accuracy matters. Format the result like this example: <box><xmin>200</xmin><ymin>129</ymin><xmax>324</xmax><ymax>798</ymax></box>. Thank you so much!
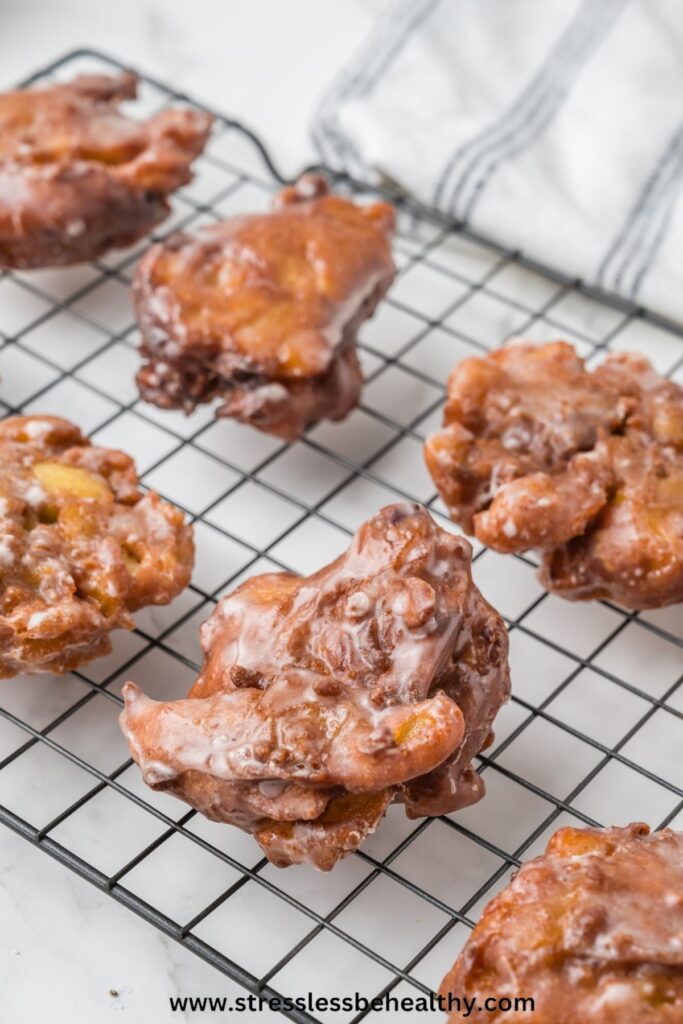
<box><xmin>1</xmin><ymin>48</ymin><xmax>682</xmax><ymax>1024</ymax></box>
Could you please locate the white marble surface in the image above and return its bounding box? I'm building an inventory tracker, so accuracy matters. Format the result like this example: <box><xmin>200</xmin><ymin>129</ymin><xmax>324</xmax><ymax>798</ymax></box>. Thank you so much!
<box><xmin>1</xmin><ymin>826</ymin><xmax>278</xmax><ymax>1023</ymax></box>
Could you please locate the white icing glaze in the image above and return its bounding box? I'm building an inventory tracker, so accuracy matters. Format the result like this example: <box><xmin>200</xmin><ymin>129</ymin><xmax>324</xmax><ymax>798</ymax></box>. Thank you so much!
<box><xmin>345</xmin><ymin>590</ymin><xmax>370</xmax><ymax>618</ymax></box>
<box><xmin>258</xmin><ymin>780</ymin><xmax>287</xmax><ymax>799</ymax></box>
<box><xmin>502</xmin><ymin>518</ymin><xmax>518</xmax><ymax>538</ymax></box>
<box><xmin>0</xmin><ymin>537</ymin><xmax>16</xmax><ymax>567</ymax></box>
<box><xmin>21</xmin><ymin>419</ymin><xmax>54</xmax><ymax>439</ymax></box>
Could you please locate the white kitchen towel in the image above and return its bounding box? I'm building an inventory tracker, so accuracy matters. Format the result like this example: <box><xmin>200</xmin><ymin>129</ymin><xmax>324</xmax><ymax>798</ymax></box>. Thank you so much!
<box><xmin>311</xmin><ymin>0</ymin><xmax>683</xmax><ymax>324</ymax></box>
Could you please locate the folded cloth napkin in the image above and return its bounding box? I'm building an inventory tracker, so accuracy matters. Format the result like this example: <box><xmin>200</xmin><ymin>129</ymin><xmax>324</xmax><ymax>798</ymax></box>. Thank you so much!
<box><xmin>311</xmin><ymin>0</ymin><xmax>683</xmax><ymax>324</ymax></box>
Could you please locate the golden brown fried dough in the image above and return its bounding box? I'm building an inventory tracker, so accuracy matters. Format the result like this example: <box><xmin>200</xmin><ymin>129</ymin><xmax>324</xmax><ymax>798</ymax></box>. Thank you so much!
<box><xmin>0</xmin><ymin>416</ymin><xmax>193</xmax><ymax>676</ymax></box>
<box><xmin>0</xmin><ymin>73</ymin><xmax>212</xmax><ymax>268</ymax></box>
<box><xmin>441</xmin><ymin>823</ymin><xmax>683</xmax><ymax>1023</ymax></box>
<box><xmin>120</xmin><ymin>503</ymin><xmax>509</xmax><ymax>870</ymax></box>
<box><xmin>425</xmin><ymin>341</ymin><xmax>683</xmax><ymax>609</ymax></box>
<box><xmin>133</xmin><ymin>174</ymin><xmax>396</xmax><ymax>440</ymax></box>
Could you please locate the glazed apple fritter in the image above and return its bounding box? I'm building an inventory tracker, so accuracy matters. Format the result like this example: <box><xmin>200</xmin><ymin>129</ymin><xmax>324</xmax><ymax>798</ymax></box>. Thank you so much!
<box><xmin>425</xmin><ymin>341</ymin><xmax>683</xmax><ymax>609</ymax></box>
<box><xmin>120</xmin><ymin>503</ymin><xmax>509</xmax><ymax>870</ymax></box>
<box><xmin>0</xmin><ymin>416</ymin><xmax>193</xmax><ymax>677</ymax></box>
<box><xmin>441</xmin><ymin>823</ymin><xmax>683</xmax><ymax>1023</ymax></box>
<box><xmin>0</xmin><ymin>72</ymin><xmax>212</xmax><ymax>268</ymax></box>
<box><xmin>133</xmin><ymin>174</ymin><xmax>396</xmax><ymax>440</ymax></box>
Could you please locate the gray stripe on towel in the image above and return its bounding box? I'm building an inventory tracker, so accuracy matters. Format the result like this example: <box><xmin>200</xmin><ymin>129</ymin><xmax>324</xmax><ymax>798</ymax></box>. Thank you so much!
<box><xmin>598</xmin><ymin>118</ymin><xmax>683</xmax><ymax>298</ymax></box>
<box><xmin>433</xmin><ymin>0</ymin><xmax>628</xmax><ymax>221</ymax></box>
<box><xmin>311</xmin><ymin>0</ymin><xmax>440</xmax><ymax>178</ymax></box>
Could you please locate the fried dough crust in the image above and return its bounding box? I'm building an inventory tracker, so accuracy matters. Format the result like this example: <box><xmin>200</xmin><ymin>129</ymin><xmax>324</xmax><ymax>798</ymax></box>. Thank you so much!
<box><xmin>425</xmin><ymin>342</ymin><xmax>683</xmax><ymax>608</ymax></box>
<box><xmin>0</xmin><ymin>415</ymin><xmax>193</xmax><ymax>676</ymax></box>
<box><xmin>120</xmin><ymin>503</ymin><xmax>509</xmax><ymax>869</ymax></box>
<box><xmin>441</xmin><ymin>823</ymin><xmax>683</xmax><ymax>1022</ymax></box>
<box><xmin>0</xmin><ymin>73</ymin><xmax>211</xmax><ymax>268</ymax></box>
<box><xmin>134</xmin><ymin>174</ymin><xmax>395</xmax><ymax>439</ymax></box>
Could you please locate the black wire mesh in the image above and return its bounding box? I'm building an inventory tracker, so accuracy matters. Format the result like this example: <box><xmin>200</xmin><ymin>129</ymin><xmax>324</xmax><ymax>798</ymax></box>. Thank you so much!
<box><xmin>0</xmin><ymin>48</ymin><xmax>682</xmax><ymax>1024</ymax></box>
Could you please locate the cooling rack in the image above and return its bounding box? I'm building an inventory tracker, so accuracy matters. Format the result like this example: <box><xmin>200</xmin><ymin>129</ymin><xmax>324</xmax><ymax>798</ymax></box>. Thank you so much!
<box><xmin>1</xmin><ymin>48</ymin><xmax>682</xmax><ymax>1024</ymax></box>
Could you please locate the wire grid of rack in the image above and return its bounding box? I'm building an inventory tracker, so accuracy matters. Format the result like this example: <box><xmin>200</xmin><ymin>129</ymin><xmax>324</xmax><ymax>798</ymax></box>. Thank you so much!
<box><xmin>1</xmin><ymin>48</ymin><xmax>682</xmax><ymax>1024</ymax></box>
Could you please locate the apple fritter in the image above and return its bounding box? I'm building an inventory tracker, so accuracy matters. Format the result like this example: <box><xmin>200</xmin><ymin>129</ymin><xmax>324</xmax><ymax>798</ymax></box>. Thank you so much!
<box><xmin>425</xmin><ymin>341</ymin><xmax>683</xmax><ymax>609</ymax></box>
<box><xmin>0</xmin><ymin>416</ymin><xmax>193</xmax><ymax>676</ymax></box>
<box><xmin>133</xmin><ymin>174</ymin><xmax>396</xmax><ymax>440</ymax></box>
<box><xmin>441</xmin><ymin>823</ymin><xmax>683</xmax><ymax>1023</ymax></box>
<box><xmin>120</xmin><ymin>503</ymin><xmax>509</xmax><ymax>870</ymax></box>
<box><xmin>0</xmin><ymin>73</ymin><xmax>211</xmax><ymax>268</ymax></box>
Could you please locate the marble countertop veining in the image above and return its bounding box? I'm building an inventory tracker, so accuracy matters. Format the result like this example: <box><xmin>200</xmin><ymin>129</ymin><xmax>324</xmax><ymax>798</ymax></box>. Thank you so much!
<box><xmin>1</xmin><ymin>827</ymin><xmax>270</xmax><ymax>1022</ymax></box>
